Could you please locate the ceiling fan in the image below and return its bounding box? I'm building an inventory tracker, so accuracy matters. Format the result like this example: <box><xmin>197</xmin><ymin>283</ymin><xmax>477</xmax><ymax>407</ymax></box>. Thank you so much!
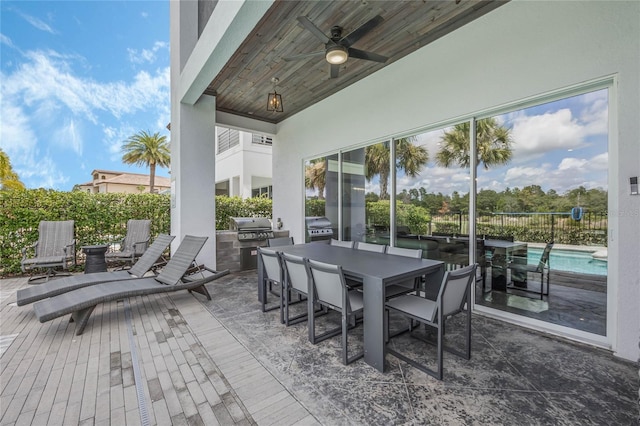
<box><xmin>284</xmin><ymin>15</ymin><xmax>388</xmax><ymax>79</ymax></box>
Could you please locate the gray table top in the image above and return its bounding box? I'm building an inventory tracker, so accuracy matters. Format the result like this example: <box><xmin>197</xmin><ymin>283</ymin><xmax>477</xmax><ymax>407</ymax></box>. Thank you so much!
<box><xmin>275</xmin><ymin>242</ymin><xmax>443</xmax><ymax>283</ymax></box>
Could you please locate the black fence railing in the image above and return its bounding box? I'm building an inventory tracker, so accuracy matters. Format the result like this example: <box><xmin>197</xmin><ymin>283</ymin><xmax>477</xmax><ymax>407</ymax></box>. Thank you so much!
<box><xmin>428</xmin><ymin>212</ymin><xmax>607</xmax><ymax>246</ymax></box>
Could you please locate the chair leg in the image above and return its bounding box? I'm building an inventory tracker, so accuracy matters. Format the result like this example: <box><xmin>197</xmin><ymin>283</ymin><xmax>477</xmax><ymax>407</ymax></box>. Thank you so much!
<box><xmin>188</xmin><ymin>284</ymin><xmax>211</xmax><ymax>300</ymax></box>
<box><xmin>70</xmin><ymin>305</ymin><xmax>97</xmax><ymax>336</ymax></box>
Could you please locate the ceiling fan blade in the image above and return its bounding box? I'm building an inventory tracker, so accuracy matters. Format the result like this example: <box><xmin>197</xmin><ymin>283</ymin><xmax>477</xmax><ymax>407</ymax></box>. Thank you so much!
<box><xmin>297</xmin><ymin>16</ymin><xmax>330</xmax><ymax>44</ymax></box>
<box><xmin>348</xmin><ymin>48</ymin><xmax>388</xmax><ymax>63</ymax></box>
<box><xmin>341</xmin><ymin>15</ymin><xmax>384</xmax><ymax>47</ymax></box>
<box><xmin>330</xmin><ymin>63</ymin><xmax>340</xmax><ymax>79</ymax></box>
<box><xmin>283</xmin><ymin>50</ymin><xmax>325</xmax><ymax>62</ymax></box>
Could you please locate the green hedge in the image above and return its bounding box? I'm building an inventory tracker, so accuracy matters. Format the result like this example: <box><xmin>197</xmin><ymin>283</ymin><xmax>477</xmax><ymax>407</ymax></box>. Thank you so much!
<box><xmin>0</xmin><ymin>190</ymin><xmax>273</xmax><ymax>276</ymax></box>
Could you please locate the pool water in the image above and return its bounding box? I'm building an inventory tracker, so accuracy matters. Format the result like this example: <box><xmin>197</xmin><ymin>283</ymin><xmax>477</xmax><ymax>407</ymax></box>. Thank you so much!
<box><xmin>526</xmin><ymin>247</ymin><xmax>607</xmax><ymax>276</ymax></box>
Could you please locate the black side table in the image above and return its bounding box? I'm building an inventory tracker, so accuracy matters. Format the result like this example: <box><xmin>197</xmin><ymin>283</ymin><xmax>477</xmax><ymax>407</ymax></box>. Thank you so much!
<box><xmin>82</xmin><ymin>244</ymin><xmax>109</xmax><ymax>274</ymax></box>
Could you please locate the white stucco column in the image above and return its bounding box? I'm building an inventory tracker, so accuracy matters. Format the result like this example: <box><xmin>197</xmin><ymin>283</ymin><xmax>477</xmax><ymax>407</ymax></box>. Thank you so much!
<box><xmin>170</xmin><ymin>95</ymin><xmax>217</xmax><ymax>266</ymax></box>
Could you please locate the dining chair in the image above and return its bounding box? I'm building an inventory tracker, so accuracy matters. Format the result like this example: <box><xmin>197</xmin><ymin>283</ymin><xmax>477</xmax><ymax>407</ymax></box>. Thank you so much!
<box><xmin>280</xmin><ymin>252</ymin><xmax>326</xmax><ymax>326</ymax></box>
<box><xmin>355</xmin><ymin>241</ymin><xmax>386</xmax><ymax>253</ymax></box>
<box><xmin>384</xmin><ymin>246</ymin><xmax>424</xmax><ymax>299</ymax></box>
<box><xmin>267</xmin><ymin>236</ymin><xmax>294</xmax><ymax>247</ymax></box>
<box><xmin>330</xmin><ymin>239</ymin><xmax>355</xmax><ymax>248</ymax></box>
<box><xmin>306</xmin><ymin>259</ymin><xmax>364</xmax><ymax>365</ymax></box>
<box><xmin>257</xmin><ymin>247</ymin><xmax>285</xmax><ymax>321</ymax></box>
<box><xmin>385</xmin><ymin>263</ymin><xmax>476</xmax><ymax>380</ymax></box>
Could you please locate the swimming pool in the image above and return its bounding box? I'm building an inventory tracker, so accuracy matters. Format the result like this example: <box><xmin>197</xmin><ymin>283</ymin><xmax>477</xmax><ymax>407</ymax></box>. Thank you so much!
<box><xmin>526</xmin><ymin>247</ymin><xmax>607</xmax><ymax>276</ymax></box>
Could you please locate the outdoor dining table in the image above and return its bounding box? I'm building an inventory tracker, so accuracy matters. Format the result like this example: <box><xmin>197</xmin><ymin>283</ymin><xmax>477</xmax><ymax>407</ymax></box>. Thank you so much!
<box><xmin>257</xmin><ymin>241</ymin><xmax>445</xmax><ymax>372</ymax></box>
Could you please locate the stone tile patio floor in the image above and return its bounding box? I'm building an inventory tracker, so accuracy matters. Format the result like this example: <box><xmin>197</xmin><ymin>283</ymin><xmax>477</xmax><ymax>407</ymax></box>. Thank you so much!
<box><xmin>0</xmin><ymin>271</ymin><xmax>637</xmax><ymax>425</ymax></box>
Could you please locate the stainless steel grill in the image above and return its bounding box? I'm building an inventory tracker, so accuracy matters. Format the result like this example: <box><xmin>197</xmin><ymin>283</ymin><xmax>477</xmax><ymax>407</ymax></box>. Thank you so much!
<box><xmin>305</xmin><ymin>216</ymin><xmax>334</xmax><ymax>241</ymax></box>
<box><xmin>229</xmin><ymin>217</ymin><xmax>274</xmax><ymax>241</ymax></box>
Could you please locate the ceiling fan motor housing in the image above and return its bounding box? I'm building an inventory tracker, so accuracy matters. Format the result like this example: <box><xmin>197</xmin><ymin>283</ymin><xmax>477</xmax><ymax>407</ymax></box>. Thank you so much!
<box><xmin>330</xmin><ymin>26</ymin><xmax>343</xmax><ymax>40</ymax></box>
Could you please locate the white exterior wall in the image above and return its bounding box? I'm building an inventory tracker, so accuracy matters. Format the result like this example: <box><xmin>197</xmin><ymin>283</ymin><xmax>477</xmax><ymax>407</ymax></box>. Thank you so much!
<box><xmin>170</xmin><ymin>0</ymin><xmax>217</xmax><ymax>266</ymax></box>
<box><xmin>172</xmin><ymin>0</ymin><xmax>639</xmax><ymax>361</ymax></box>
<box><xmin>272</xmin><ymin>1</ymin><xmax>640</xmax><ymax>361</ymax></box>
<box><xmin>215</xmin><ymin>130</ymin><xmax>272</xmax><ymax>198</ymax></box>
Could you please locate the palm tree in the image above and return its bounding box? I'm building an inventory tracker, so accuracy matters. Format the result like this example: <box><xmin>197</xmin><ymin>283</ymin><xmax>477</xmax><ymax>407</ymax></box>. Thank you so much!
<box><xmin>121</xmin><ymin>131</ymin><xmax>170</xmax><ymax>193</ymax></box>
<box><xmin>365</xmin><ymin>137</ymin><xmax>429</xmax><ymax>199</ymax></box>
<box><xmin>436</xmin><ymin>118</ymin><xmax>513</xmax><ymax>169</ymax></box>
<box><xmin>305</xmin><ymin>159</ymin><xmax>326</xmax><ymax>199</ymax></box>
<box><xmin>0</xmin><ymin>148</ymin><xmax>25</xmax><ymax>191</ymax></box>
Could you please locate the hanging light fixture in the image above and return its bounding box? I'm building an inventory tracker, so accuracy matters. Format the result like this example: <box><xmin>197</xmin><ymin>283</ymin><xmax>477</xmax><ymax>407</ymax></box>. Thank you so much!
<box><xmin>266</xmin><ymin>77</ymin><xmax>284</xmax><ymax>112</ymax></box>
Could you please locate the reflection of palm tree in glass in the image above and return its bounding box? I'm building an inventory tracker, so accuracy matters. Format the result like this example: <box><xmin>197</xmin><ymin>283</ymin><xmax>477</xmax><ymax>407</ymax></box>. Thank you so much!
<box><xmin>436</xmin><ymin>118</ymin><xmax>513</xmax><ymax>169</ymax></box>
<box><xmin>365</xmin><ymin>138</ymin><xmax>429</xmax><ymax>199</ymax></box>
<box><xmin>305</xmin><ymin>160</ymin><xmax>326</xmax><ymax>199</ymax></box>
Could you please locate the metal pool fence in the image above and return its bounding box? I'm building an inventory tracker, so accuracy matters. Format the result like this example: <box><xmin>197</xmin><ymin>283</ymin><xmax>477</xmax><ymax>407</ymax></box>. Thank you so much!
<box><xmin>428</xmin><ymin>211</ymin><xmax>608</xmax><ymax>246</ymax></box>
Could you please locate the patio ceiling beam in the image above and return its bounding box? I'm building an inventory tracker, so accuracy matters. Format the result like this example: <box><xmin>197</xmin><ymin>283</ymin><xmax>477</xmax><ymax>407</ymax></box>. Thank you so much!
<box><xmin>180</xmin><ymin>0</ymin><xmax>275</xmax><ymax>106</ymax></box>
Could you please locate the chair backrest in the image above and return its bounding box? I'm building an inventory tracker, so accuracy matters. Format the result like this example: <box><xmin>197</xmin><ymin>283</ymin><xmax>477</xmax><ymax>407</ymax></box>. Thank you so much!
<box><xmin>330</xmin><ymin>239</ymin><xmax>355</xmax><ymax>249</ymax></box>
<box><xmin>307</xmin><ymin>259</ymin><xmax>349</xmax><ymax>311</ymax></box>
<box><xmin>128</xmin><ymin>234</ymin><xmax>175</xmax><ymax>278</ymax></box>
<box><xmin>267</xmin><ymin>236</ymin><xmax>294</xmax><ymax>247</ymax></box>
<box><xmin>37</xmin><ymin>220</ymin><xmax>75</xmax><ymax>257</ymax></box>
<box><xmin>258</xmin><ymin>247</ymin><xmax>282</xmax><ymax>283</ymax></box>
<box><xmin>155</xmin><ymin>235</ymin><xmax>208</xmax><ymax>285</ymax></box>
<box><xmin>122</xmin><ymin>219</ymin><xmax>151</xmax><ymax>255</ymax></box>
<box><xmin>385</xmin><ymin>246</ymin><xmax>422</xmax><ymax>258</ymax></box>
<box><xmin>536</xmin><ymin>242</ymin><xmax>554</xmax><ymax>272</ymax></box>
<box><xmin>355</xmin><ymin>241</ymin><xmax>386</xmax><ymax>253</ymax></box>
<box><xmin>435</xmin><ymin>263</ymin><xmax>476</xmax><ymax>321</ymax></box>
<box><xmin>281</xmin><ymin>252</ymin><xmax>308</xmax><ymax>294</ymax></box>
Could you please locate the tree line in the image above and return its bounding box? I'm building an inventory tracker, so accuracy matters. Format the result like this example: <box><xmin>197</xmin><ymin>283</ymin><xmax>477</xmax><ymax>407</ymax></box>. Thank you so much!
<box><xmin>381</xmin><ymin>185</ymin><xmax>607</xmax><ymax>215</ymax></box>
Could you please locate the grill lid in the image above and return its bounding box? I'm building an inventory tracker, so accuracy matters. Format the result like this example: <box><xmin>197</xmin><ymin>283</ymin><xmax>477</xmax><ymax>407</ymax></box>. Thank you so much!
<box><xmin>305</xmin><ymin>216</ymin><xmax>332</xmax><ymax>229</ymax></box>
<box><xmin>229</xmin><ymin>217</ymin><xmax>272</xmax><ymax>231</ymax></box>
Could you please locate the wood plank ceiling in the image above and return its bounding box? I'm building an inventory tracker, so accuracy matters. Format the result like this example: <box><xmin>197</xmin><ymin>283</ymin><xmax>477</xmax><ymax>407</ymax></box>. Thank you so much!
<box><xmin>204</xmin><ymin>0</ymin><xmax>507</xmax><ymax>124</ymax></box>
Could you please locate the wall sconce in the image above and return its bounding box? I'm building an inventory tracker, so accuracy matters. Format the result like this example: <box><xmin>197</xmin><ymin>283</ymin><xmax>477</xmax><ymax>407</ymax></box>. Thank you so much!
<box><xmin>267</xmin><ymin>77</ymin><xmax>284</xmax><ymax>112</ymax></box>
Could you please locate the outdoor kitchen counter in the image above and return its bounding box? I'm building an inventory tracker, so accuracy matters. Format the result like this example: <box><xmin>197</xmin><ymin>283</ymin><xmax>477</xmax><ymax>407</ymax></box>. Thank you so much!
<box><xmin>216</xmin><ymin>230</ymin><xmax>290</xmax><ymax>272</ymax></box>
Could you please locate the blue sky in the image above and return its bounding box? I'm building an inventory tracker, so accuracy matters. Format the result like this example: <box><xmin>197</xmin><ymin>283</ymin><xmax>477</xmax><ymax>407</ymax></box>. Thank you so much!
<box><xmin>1</xmin><ymin>1</ymin><xmax>170</xmax><ymax>190</ymax></box>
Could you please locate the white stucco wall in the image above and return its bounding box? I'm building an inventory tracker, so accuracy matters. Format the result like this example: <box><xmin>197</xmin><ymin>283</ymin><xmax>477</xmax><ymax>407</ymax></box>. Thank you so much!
<box><xmin>272</xmin><ymin>1</ymin><xmax>640</xmax><ymax>360</ymax></box>
<box><xmin>215</xmin><ymin>130</ymin><xmax>273</xmax><ymax>198</ymax></box>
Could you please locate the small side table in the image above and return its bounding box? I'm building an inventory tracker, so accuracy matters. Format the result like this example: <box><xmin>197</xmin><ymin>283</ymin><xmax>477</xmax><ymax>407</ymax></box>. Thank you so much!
<box><xmin>82</xmin><ymin>244</ymin><xmax>109</xmax><ymax>274</ymax></box>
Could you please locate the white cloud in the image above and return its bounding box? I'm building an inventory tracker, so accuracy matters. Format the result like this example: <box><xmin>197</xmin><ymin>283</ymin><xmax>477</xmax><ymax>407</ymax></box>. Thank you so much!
<box><xmin>18</xmin><ymin>11</ymin><xmax>56</xmax><ymax>34</ymax></box>
<box><xmin>0</xmin><ymin>49</ymin><xmax>170</xmax><ymax>189</ymax></box>
<box><xmin>17</xmin><ymin>155</ymin><xmax>68</xmax><ymax>189</ymax></box>
<box><xmin>511</xmin><ymin>109</ymin><xmax>584</xmax><ymax>157</ymax></box>
<box><xmin>501</xmin><ymin>152</ymin><xmax>608</xmax><ymax>193</ymax></box>
<box><xmin>141</xmin><ymin>12</ymin><xmax>149</xmax><ymax>18</ymax></box>
<box><xmin>0</xmin><ymin>33</ymin><xmax>16</xmax><ymax>49</ymax></box>
<box><xmin>53</xmin><ymin>119</ymin><xmax>83</xmax><ymax>156</ymax></box>
<box><xmin>103</xmin><ymin>124</ymin><xmax>136</xmax><ymax>159</ymax></box>
<box><xmin>128</xmin><ymin>41</ymin><xmax>169</xmax><ymax>64</ymax></box>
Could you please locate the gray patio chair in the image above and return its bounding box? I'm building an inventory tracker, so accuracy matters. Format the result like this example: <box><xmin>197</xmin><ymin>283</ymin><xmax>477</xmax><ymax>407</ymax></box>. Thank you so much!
<box><xmin>385</xmin><ymin>263</ymin><xmax>476</xmax><ymax>380</ymax></box>
<box><xmin>355</xmin><ymin>241</ymin><xmax>386</xmax><ymax>253</ymax></box>
<box><xmin>21</xmin><ymin>220</ymin><xmax>77</xmax><ymax>282</ymax></box>
<box><xmin>267</xmin><ymin>236</ymin><xmax>294</xmax><ymax>247</ymax></box>
<box><xmin>384</xmin><ymin>246</ymin><xmax>424</xmax><ymax>299</ymax></box>
<box><xmin>17</xmin><ymin>234</ymin><xmax>175</xmax><ymax>306</ymax></box>
<box><xmin>280</xmin><ymin>252</ymin><xmax>326</xmax><ymax>326</ymax></box>
<box><xmin>33</xmin><ymin>235</ymin><xmax>230</xmax><ymax>335</ymax></box>
<box><xmin>507</xmin><ymin>241</ymin><xmax>554</xmax><ymax>299</ymax></box>
<box><xmin>105</xmin><ymin>219</ymin><xmax>151</xmax><ymax>268</ymax></box>
<box><xmin>330</xmin><ymin>239</ymin><xmax>355</xmax><ymax>248</ymax></box>
<box><xmin>306</xmin><ymin>259</ymin><xmax>364</xmax><ymax>365</ymax></box>
<box><xmin>257</xmin><ymin>247</ymin><xmax>285</xmax><ymax>318</ymax></box>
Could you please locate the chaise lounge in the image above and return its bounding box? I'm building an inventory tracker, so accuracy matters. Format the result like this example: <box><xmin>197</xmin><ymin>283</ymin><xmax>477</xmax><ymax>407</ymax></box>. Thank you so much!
<box><xmin>32</xmin><ymin>235</ymin><xmax>229</xmax><ymax>335</ymax></box>
<box><xmin>16</xmin><ymin>234</ymin><xmax>175</xmax><ymax>306</ymax></box>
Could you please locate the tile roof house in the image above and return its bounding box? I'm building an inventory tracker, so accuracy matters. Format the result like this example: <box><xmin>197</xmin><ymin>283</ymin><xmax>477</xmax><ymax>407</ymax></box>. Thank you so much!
<box><xmin>75</xmin><ymin>169</ymin><xmax>170</xmax><ymax>194</ymax></box>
